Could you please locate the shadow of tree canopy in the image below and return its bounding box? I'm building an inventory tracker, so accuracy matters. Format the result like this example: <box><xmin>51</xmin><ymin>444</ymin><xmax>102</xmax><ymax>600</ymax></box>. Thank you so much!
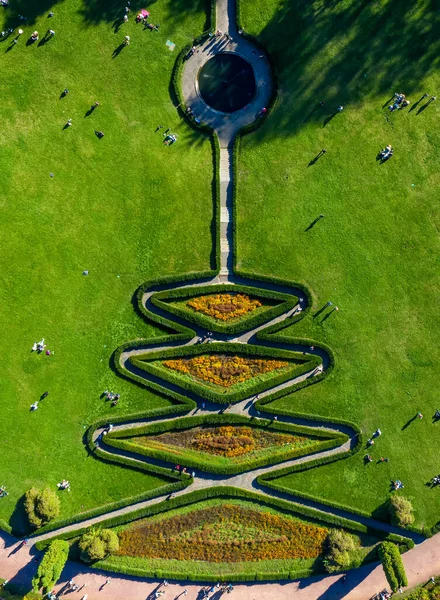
<box><xmin>249</xmin><ymin>0</ymin><xmax>440</xmax><ymax>137</ymax></box>
<box><xmin>3</xmin><ymin>0</ymin><xmax>210</xmax><ymax>28</ymax></box>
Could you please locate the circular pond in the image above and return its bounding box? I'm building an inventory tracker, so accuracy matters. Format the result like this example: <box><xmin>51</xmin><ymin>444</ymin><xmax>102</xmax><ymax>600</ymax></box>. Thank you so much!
<box><xmin>198</xmin><ymin>54</ymin><xmax>256</xmax><ymax>113</ymax></box>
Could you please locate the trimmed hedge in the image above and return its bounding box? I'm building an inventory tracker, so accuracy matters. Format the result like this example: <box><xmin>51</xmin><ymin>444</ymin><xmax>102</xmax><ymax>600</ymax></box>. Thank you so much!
<box><xmin>130</xmin><ymin>344</ymin><xmax>319</xmax><ymax>404</ymax></box>
<box><xmin>34</xmin><ymin>481</ymin><xmax>189</xmax><ymax>539</ymax></box>
<box><xmin>32</xmin><ymin>539</ymin><xmax>69</xmax><ymax>593</ymax></box>
<box><xmin>106</xmin><ymin>435</ymin><xmax>343</xmax><ymax>476</ymax></box>
<box><xmin>235</xmin><ymin>0</ymin><xmax>280</xmax><ymax>136</ymax></box>
<box><xmin>151</xmin><ymin>283</ymin><xmax>298</xmax><ymax>334</ymax></box>
<box><xmin>104</xmin><ymin>413</ymin><xmax>347</xmax><ymax>475</ymax></box>
<box><xmin>0</xmin><ymin>518</ymin><xmax>12</xmax><ymax>534</ymax></box>
<box><xmin>378</xmin><ymin>541</ymin><xmax>408</xmax><ymax>591</ymax></box>
<box><xmin>108</xmin><ymin>413</ymin><xmax>347</xmax><ymax>441</ymax></box>
<box><xmin>132</xmin><ymin>359</ymin><xmax>316</xmax><ymax>404</ymax></box>
<box><xmin>35</xmin><ymin>487</ymin><xmax>413</xmax><ymax>581</ymax></box>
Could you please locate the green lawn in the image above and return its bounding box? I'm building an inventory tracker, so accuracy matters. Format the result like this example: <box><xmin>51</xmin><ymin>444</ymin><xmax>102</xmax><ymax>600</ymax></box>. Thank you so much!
<box><xmin>238</xmin><ymin>0</ymin><xmax>440</xmax><ymax>529</ymax></box>
<box><xmin>0</xmin><ymin>0</ymin><xmax>212</xmax><ymax>532</ymax></box>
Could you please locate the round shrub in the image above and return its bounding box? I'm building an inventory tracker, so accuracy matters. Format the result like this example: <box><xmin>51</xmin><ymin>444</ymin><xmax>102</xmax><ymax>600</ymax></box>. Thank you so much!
<box><xmin>79</xmin><ymin>528</ymin><xmax>119</xmax><ymax>563</ymax></box>
<box><xmin>323</xmin><ymin>529</ymin><xmax>356</xmax><ymax>573</ymax></box>
<box><xmin>24</xmin><ymin>487</ymin><xmax>60</xmax><ymax>529</ymax></box>
<box><xmin>389</xmin><ymin>496</ymin><xmax>415</xmax><ymax>528</ymax></box>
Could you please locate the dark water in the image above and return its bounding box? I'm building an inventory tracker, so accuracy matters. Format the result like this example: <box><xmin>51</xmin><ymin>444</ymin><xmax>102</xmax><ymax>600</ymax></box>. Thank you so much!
<box><xmin>198</xmin><ymin>54</ymin><xmax>256</xmax><ymax>113</ymax></box>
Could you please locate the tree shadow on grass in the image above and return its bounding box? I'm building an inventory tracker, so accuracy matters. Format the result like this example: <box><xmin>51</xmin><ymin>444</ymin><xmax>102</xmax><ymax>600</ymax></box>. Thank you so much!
<box><xmin>3</xmin><ymin>0</ymin><xmax>211</xmax><ymax>29</ymax></box>
<box><xmin>246</xmin><ymin>0</ymin><xmax>440</xmax><ymax>140</ymax></box>
<box><xmin>8</xmin><ymin>495</ymin><xmax>31</xmax><ymax>537</ymax></box>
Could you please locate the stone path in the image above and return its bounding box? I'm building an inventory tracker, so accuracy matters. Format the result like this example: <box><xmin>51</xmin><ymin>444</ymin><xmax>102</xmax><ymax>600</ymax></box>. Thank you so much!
<box><xmin>180</xmin><ymin>0</ymin><xmax>272</xmax><ymax>147</ymax></box>
<box><xmin>219</xmin><ymin>147</ymin><xmax>233</xmax><ymax>277</ymax></box>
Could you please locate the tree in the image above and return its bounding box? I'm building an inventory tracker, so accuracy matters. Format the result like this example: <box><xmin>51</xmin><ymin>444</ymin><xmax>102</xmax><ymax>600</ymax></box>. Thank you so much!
<box><xmin>78</xmin><ymin>528</ymin><xmax>119</xmax><ymax>563</ymax></box>
<box><xmin>323</xmin><ymin>529</ymin><xmax>357</xmax><ymax>573</ymax></box>
<box><xmin>24</xmin><ymin>487</ymin><xmax>60</xmax><ymax>529</ymax></box>
<box><xmin>32</xmin><ymin>539</ymin><xmax>69</xmax><ymax>594</ymax></box>
<box><xmin>389</xmin><ymin>496</ymin><xmax>415</xmax><ymax>528</ymax></box>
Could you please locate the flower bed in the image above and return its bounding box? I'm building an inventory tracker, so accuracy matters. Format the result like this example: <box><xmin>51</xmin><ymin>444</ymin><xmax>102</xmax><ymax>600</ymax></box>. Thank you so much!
<box><xmin>132</xmin><ymin>424</ymin><xmax>317</xmax><ymax>460</ymax></box>
<box><xmin>130</xmin><ymin>343</ymin><xmax>320</xmax><ymax>404</ymax></box>
<box><xmin>104</xmin><ymin>414</ymin><xmax>345</xmax><ymax>475</ymax></box>
<box><xmin>162</xmin><ymin>354</ymin><xmax>289</xmax><ymax>388</ymax></box>
<box><xmin>186</xmin><ymin>292</ymin><xmax>263</xmax><ymax>321</ymax></box>
<box><xmin>150</xmin><ymin>283</ymin><xmax>298</xmax><ymax>334</ymax></box>
<box><xmin>117</xmin><ymin>500</ymin><xmax>328</xmax><ymax>563</ymax></box>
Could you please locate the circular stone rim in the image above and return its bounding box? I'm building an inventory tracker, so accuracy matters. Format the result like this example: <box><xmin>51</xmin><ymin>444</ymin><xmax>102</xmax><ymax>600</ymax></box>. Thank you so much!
<box><xmin>196</xmin><ymin>51</ymin><xmax>257</xmax><ymax>115</ymax></box>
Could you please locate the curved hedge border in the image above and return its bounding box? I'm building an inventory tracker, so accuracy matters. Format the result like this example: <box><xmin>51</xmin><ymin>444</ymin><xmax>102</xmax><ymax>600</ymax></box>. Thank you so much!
<box><xmin>151</xmin><ymin>283</ymin><xmax>298</xmax><ymax>334</ymax></box>
<box><xmin>234</xmin><ymin>0</ymin><xmax>279</xmax><ymax>137</ymax></box>
<box><xmin>104</xmin><ymin>413</ymin><xmax>347</xmax><ymax>475</ymax></box>
<box><xmin>108</xmin><ymin>413</ymin><xmax>346</xmax><ymax>441</ymax></box>
<box><xmin>129</xmin><ymin>342</ymin><xmax>320</xmax><ymax>404</ymax></box>
<box><xmin>34</xmin><ymin>487</ymin><xmax>414</xmax><ymax>581</ymax></box>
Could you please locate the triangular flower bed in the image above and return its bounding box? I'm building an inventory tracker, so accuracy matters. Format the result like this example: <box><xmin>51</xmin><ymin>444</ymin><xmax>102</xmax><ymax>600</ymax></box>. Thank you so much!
<box><xmin>150</xmin><ymin>283</ymin><xmax>298</xmax><ymax>334</ymax></box>
<box><xmin>129</xmin><ymin>342</ymin><xmax>320</xmax><ymax>403</ymax></box>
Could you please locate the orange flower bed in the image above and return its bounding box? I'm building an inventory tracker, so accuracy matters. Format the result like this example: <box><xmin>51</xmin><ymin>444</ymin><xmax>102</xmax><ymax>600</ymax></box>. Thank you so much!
<box><xmin>187</xmin><ymin>293</ymin><xmax>263</xmax><ymax>321</ymax></box>
<box><xmin>162</xmin><ymin>354</ymin><xmax>288</xmax><ymax>388</ymax></box>
<box><xmin>149</xmin><ymin>425</ymin><xmax>308</xmax><ymax>458</ymax></box>
<box><xmin>118</xmin><ymin>503</ymin><xmax>328</xmax><ymax>562</ymax></box>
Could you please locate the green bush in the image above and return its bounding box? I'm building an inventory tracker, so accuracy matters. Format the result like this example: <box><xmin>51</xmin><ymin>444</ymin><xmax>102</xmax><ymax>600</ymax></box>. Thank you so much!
<box><xmin>406</xmin><ymin>590</ymin><xmax>430</xmax><ymax>600</ymax></box>
<box><xmin>32</xmin><ymin>539</ymin><xmax>69</xmax><ymax>593</ymax></box>
<box><xmin>24</xmin><ymin>488</ymin><xmax>60</xmax><ymax>529</ymax></box>
<box><xmin>79</xmin><ymin>528</ymin><xmax>119</xmax><ymax>563</ymax></box>
<box><xmin>378</xmin><ymin>541</ymin><xmax>408</xmax><ymax>592</ymax></box>
<box><xmin>35</xmin><ymin>480</ymin><xmax>188</xmax><ymax>538</ymax></box>
<box><xmin>389</xmin><ymin>496</ymin><xmax>415</xmax><ymax>528</ymax></box>
<box><xmin>323</xmin><ymin>529</ymin><xmax>357</xmax><ymax>573</ymax></box>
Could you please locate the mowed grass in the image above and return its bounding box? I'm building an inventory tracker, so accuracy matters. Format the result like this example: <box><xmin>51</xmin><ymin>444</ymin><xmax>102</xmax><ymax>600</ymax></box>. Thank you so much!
<box><xmin>238</xmin><ymin>0</ymin><xmax>440</xmax><ymax>528</ymax></box>
<box><xmin>0</xmin><ymin>0</ymin><xmax>213</xmax><ymax>531</ymax></box>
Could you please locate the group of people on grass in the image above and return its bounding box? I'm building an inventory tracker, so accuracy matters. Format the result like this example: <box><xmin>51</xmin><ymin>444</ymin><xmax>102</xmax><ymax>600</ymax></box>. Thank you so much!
<box><xmin>103</xmin><ymin>390</ymin><xmax>120</xmax><ymax>406</ymax></box>
<box><xmin>379</xmin><ymin>145</ymin><xmax>394</xmax><ymax>161</ymax></box>
<box><xmin>57</xmin><ymin>479</ymin><xmax>71</xmax><ymax>491</ymax></box>
<box><xmin>31</xmin><ymin>338</ymin><xmax>50</xmax><ymax>354</ymax></box>
<box><xmin>388</xmin><ymin>92</ymin><xmax>410</xmax><ymax>111</ymax></box>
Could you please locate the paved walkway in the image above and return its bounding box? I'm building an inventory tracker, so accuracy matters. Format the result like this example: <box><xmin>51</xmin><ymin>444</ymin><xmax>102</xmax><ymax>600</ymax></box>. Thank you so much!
<box><xmin>181</xmin><ymin>0</ymin><xmax>272</xmax><ymax>147</ymax></box>
<box><xmin>2</xmin><ymin>530</ymin><xmax>440</xmax><ymax>600</ymax></box>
